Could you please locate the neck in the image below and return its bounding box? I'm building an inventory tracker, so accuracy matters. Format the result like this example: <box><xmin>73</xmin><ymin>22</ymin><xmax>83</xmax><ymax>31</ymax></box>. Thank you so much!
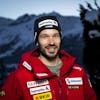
<box><xmin>38</xmin><ymin>55</ymin><xmax>62</xmax><ymax>67</ymax></box>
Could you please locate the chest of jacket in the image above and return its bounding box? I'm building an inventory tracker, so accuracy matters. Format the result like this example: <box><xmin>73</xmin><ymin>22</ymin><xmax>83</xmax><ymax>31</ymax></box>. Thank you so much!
<box><xmin>16</xmin><ymin>68</ymin><xmax>84</xmax><ymax>100</ymax></box>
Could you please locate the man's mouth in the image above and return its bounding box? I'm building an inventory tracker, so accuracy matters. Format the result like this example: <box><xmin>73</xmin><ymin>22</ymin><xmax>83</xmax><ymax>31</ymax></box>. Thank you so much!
<box><xmin>46</xmin><ymin>46</ymin><xmax>57</xmax><ymax>53</ymax></box>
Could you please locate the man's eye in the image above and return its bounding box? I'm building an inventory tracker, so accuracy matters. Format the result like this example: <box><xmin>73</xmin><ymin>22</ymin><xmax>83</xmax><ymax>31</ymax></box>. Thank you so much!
<box><xmin>40</xmin><ymin>35</ymin><xmax>49</xmax><ymax>38</ymax></box>
<box><xmin>53</xmin><ymin>34</ymin><xmax>60</xmax><ymax>38</ymax></box>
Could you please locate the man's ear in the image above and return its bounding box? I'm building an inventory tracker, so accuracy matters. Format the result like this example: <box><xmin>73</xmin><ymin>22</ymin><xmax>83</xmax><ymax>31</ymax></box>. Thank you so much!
<box><xmin>36</xmin><ymin>42</ymin><xmax>39</xmax><ymax>46</ymax></box>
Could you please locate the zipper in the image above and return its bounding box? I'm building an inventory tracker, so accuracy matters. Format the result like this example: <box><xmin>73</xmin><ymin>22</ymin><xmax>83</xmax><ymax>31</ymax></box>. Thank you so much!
<box><xmin>57</xmin><ymin>77</ymin><xmax>62</xmax><ymax>100</ymax></box>
<box><xmin>52</xmin><ymin>77</ymin><xmax>62</xmax><ymax>100</ymax></box>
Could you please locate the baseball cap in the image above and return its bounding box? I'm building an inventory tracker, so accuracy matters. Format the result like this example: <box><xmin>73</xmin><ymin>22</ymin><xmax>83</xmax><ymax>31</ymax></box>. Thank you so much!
<box><xmin>34</xmin><ymin>15</ymin><xmax>62</xmax><ymax>45</ymax></box>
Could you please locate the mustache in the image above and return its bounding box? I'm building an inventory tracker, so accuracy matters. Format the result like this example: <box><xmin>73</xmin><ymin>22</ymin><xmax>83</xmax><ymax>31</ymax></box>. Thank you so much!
<box><xmin>46</xmin><ymin>44</ymin><xmax>57</xmax><ymax>48</ymax></box>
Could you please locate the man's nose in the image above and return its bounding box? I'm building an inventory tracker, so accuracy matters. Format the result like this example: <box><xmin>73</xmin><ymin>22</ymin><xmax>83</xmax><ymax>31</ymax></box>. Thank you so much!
<box><xmin>48</xmin><ymin>37</ymin><xmax>55</xmax><ymax>44</ymax></box>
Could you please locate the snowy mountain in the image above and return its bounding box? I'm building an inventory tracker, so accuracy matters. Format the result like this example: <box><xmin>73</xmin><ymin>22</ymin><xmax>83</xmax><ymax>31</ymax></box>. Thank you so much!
<box><xmin>0</xmin><ymin>9</ymin><xmax>98</xmax><ymax>86</ymax></box>
<box><xmin>0</xmin><ymin>12</ymin><xmax>84</xmax><ymax>86</ymax></box>
<box><xmin>0</xmin><ymin>12</ymin><xmax>83</xmax><ymax>59</ymax></box>
<box><xmin>0</xmin><ymin>17</ymin><xmax>13</xmax><ymax>26</ymax></box>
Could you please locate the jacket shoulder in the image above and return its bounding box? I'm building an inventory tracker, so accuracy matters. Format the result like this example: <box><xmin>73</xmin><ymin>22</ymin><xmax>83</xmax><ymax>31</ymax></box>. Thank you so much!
<box><xmin>72</xmin><ymin>64</ymin><xmax>88</xmax><ymax>76</ymax></box>
<box><xmin>21</xmin><ymin>50</ymin><xmax>33</xmax><ymax>59</ymax></box>
<box><xmin>20</xmin><ymin>49</ymin><xmax>38</xmax><ymax>61</ymax></box>
<box><xmin>73</xmin><ymin>64</ymin><xmax>83</xmax><ymax>71</ymax></box>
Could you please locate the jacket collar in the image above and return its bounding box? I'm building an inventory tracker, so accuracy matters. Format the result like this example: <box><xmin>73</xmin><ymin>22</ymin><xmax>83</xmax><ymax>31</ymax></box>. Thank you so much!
<box><xmin>21</xmin><ymin>48</ymin><xmax>76</xmax><ymax>79</ymax></box>
<box><xmin>59</xmin><ymin>50</ymin><xmax>76</xmax><ymax>76</ymax></box>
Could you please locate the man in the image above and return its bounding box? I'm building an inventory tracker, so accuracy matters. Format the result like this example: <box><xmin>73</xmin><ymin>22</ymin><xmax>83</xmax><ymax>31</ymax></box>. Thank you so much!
<box><xmin>0</xmin><ymin>16</ymin><xmax>97</xmax><ymax>100</ymax></box>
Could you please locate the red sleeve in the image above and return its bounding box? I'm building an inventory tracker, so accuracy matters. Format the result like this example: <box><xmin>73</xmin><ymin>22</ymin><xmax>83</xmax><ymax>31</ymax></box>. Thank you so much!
<box><xmin>82</xmin><ymin>69</ymin><xmax>97</xmax><ymax>100</ymax></box>
<box><xmin>0</xmin><ymin>71</ymin><xmax>22</xmax><ymax>100</ymax></box>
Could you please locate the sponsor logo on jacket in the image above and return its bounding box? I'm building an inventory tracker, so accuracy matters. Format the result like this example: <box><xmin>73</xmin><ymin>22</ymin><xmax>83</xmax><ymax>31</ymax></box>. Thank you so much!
<box><xmin>30</xmin><ymin>85</ymin><xmax>50</xmax><ymax>95</ymax></box>
<box><xmin>27</xmin><ymin>79</ymin><xmax>49</xmax><ymax>88</ymax></box>
<box><xmin>65</xmin><ymin>77</ymin><xmax>83</xmax><ymax>85</ymax></box>
<box><xmin>33</xmin><ymin>92</ymin><xmax>52</xmax><ymax>100</ymax></box>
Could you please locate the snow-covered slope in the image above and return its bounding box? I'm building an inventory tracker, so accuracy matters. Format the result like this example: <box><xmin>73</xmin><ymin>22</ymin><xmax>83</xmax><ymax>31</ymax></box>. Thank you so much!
<box><xmin>0</xmin><ymin>12</ymin><xmax>83</xmax><ymax>59</ymax></box>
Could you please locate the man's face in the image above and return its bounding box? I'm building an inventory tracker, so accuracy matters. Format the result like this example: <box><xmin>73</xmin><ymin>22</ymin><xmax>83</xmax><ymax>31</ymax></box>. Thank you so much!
<box><xmin>38</xmin><ymin>29</ymin><xmax>61</xmax><ymax>59</ymax></box>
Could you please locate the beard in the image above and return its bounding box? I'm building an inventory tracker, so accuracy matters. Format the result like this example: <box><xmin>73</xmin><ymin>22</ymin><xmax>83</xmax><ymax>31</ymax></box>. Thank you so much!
<box><xmin>38</xmin><ymin>44</ymin><xmax>61</xmax><ymax>61</ymax></box>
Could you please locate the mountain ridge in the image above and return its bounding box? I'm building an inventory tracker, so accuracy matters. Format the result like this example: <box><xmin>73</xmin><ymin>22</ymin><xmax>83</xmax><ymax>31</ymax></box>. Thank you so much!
<box><xmin>0</xmin><ymin>10</ymin><xmax>96</xmax><ymax>87</ymax></box>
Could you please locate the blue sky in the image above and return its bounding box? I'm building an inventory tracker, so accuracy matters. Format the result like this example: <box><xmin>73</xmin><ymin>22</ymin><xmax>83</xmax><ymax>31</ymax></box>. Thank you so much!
<box><xmin>0</xmin><ymin>0</ymin><xmax>99</xmax><ymax>19</ymax></box>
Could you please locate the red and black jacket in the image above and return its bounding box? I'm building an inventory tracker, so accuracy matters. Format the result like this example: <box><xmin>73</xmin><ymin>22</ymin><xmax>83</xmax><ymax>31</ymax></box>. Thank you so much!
<box><xmin>0</xmin><ymin>49</ymin><xmax>97</xmax><ymax>100</ymax></box>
